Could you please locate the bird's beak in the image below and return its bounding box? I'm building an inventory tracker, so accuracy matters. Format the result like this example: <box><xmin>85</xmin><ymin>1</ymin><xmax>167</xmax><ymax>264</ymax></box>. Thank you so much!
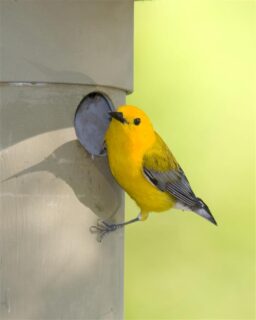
<box><xmin>109</xmin><ymin>112</ymin><xmax>127</xmax><ymax>124</ymax></box>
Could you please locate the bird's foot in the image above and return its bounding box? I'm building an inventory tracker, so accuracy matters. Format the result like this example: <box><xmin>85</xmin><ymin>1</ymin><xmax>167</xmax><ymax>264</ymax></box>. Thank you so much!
<box><xmin>89</xmin><ymin>219</ymin><xmax>122</xmax><ymax>242</ymax></box>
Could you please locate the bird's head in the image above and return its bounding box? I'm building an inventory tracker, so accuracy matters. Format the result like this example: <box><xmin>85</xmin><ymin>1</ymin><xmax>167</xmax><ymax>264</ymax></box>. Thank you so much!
<box><xmin>106</xmin><ymin>105</ymin><xmax>155</xmax><ymax>151</ymax></box>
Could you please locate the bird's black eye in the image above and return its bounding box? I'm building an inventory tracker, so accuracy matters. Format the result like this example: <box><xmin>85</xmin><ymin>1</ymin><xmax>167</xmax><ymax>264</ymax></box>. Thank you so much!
<box><xmin>133</xmin><ymin>118</ymin><xmax>141</xmax><ymax>125</ymax></box>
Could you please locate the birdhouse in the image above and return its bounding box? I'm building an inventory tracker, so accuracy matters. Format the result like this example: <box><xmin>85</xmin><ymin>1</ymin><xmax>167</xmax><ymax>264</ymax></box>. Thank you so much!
<box><xmin>0</xmin><ymin>1</ymin><xmax>134</xmax><ymax>319</ymax></box>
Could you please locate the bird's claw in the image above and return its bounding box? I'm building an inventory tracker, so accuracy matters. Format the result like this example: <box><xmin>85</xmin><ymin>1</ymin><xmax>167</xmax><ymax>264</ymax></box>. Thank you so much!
<box><xmin>89</xmin><ymin>219</ymin><xmax>121</xmax><ymax>242</ymax></box>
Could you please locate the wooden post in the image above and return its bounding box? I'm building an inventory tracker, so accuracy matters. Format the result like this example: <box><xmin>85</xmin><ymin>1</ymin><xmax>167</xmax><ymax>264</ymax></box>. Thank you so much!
<box><xmin>0</xmin><ymin>1</ymin><xmax>134</xmax><ymax>319</ymax></box>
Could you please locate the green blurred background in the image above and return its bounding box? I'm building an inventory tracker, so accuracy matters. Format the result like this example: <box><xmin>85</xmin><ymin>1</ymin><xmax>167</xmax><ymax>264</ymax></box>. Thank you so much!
<box><xmin>125</xmin><ymin>0</ymin><xmax>255</xmax><ymax>319</ymax></box>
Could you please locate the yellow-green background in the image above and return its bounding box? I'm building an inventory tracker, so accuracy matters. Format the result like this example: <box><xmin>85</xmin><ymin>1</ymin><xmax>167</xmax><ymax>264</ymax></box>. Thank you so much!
<box><xmin>125</xmin><ymin>1</ymin><xmax>255</xmax><ymax>319</ymax></box>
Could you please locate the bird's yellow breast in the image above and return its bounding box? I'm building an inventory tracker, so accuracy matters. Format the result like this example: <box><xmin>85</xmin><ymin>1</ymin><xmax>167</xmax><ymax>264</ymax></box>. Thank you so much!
<box><xmin>105</xmin><ymin>125</ymin><xmax>174</xmax><ymax>214</ymax></box>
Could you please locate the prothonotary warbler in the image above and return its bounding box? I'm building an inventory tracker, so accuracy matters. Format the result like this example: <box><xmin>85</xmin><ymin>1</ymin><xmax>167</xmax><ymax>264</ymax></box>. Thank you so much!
<box><xmin>90</xmin><ymin>105</ymin><xmax>217</xmax><ymax>240</ymax></box>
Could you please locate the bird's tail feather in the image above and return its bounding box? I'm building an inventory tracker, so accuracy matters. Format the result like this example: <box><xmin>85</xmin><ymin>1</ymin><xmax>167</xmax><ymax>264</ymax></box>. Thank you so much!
<box><xmin>193</xmin><ymin>198</ymin><xmax>217</xmax><ymax>225</ymax></box>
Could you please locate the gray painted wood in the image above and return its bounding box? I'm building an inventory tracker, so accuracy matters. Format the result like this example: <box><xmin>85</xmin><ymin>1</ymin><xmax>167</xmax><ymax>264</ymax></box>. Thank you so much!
<box><xmin>0</xmin><ymin>0</ymin><xmax>134</xmax><ymax>92</ymax></box>
<box><xmin>0</xmin><ymin>1</ymin><xmax>134</xmax><ymax>318</ymax></box>
<box><xmin>0</xmin><ymin>85</ymin><xmax>125</xmax><ymax>319</ymax></box>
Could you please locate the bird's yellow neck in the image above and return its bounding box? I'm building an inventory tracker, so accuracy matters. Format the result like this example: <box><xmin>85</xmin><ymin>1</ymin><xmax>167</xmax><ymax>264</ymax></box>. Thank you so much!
<box><xmin>105</xmin><ymin>123</ymin><xmax>155</xmax><ymax>177</ymax></box>
<box><xmin>106</xmin><ymin>123</ymin><xmax>155</xmax><ymax>159</ymax></box>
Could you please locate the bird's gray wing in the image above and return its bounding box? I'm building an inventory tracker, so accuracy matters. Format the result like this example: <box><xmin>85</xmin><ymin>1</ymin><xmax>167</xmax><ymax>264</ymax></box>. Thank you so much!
<box><xmin>143</xmin><ymin>164</ymin><xmax>217</xmax><ymax>224</ymax></box>
<box><xmin>142</xmin><ymin>133</ymin><xmax>216</xmax><ymax>224</ymax></box>
<box><xmin>143</xmin><ymin>165</ymin><xmax>200</xmax><ymax>208</ymax></box>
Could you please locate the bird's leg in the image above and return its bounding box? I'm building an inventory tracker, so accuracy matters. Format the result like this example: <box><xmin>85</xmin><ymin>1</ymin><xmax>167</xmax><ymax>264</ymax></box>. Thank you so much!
<box><xmin>90</xmin><ymin>216</ymin><xmax>140</xmax><ymax>242</ymax></box>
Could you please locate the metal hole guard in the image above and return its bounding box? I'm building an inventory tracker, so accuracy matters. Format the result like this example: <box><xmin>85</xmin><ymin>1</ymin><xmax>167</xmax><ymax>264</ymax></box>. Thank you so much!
<box><xmin>74</xmin><ymin>91</ymin><xmax>115</xmax><ymax>157</ymax></box>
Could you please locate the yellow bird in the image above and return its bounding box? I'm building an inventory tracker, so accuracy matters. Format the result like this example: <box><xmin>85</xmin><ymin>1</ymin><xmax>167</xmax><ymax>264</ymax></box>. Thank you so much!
<box><xmin>91</xmin><ymin>105</ymin><xmax>217</xmax><ymax>240</ymax></box>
